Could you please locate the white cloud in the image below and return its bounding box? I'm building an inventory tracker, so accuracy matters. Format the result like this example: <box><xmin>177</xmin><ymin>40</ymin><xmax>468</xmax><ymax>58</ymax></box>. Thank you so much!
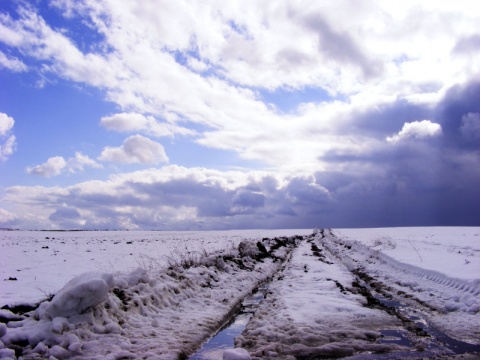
<box><xmin>98</xmin><ymin>134</ymin><xmax>169</xmax><ymax>164</ymax></box>
<box><xmin>0</xmin><ymin>113</ymin><xmax>17</xmax><ymax>161</ymax></box>
<box><xmin>27</xmin><ymin>156</ymin><xmax>67</xmax><ymax>177</ymax></box>
<box><xmin>0</xmin><ymin>50</ymin><xmax>27</xmax><ymax>72</ymax></box>
<box><xmin>387</xmin><ymin>120</ymin><xmax>442</xmax><ymax>143</ymax></box>
<box><xmin>0</xmin><ymin>112</ymin><xmax>14</xmax><ymax>136</ymax></box>
<box><xmin>2</xmin><ymin>1</ymin><xmax>480</xmax><ymax>173</ymax></box>
<box><xmin>68</xmin><ymin>152</ymin><xmax>103</xmax><ymax>173</ymax></box>
<box><xmin>0</xmin><ymin>135</ymin><xmax>16</xmax><ymax>162</ymax></box>
<box><xmin>0</xmin><ymin>5</ymin><xmax>116</xmax><ymax>87</ymax></box>
<box><xmin>100</xmin><ymin>112</ymin><xmax>194</xmax><ymax>137</ymax></box>
<box><xmin>27</xmin><ymin>152</ymin><xmax>102</xmax><ymax>177</ymax></box>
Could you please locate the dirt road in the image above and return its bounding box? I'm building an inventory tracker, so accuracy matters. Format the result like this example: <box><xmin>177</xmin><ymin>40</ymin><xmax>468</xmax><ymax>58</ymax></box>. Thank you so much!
<box><xmin>235</xmin><ymin>230</ymin><xmax>480</xmax><ymax>359</ymax></box>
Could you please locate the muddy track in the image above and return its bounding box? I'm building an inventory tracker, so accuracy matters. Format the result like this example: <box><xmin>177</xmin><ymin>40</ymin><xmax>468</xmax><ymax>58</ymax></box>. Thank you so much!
<box><xmin>193</xmin><ymin>230</ymin><xmax>479</xmax><ymax>359</ymax></box>
<box><xmin>317</xmin><ymin>230</ymin><xmax>480</xmax><ymax>358</ymax></box>
<box><xmin>188</xmin><ymin>235</ymin><xmax>304</xmax><ymax>359</ymax></box>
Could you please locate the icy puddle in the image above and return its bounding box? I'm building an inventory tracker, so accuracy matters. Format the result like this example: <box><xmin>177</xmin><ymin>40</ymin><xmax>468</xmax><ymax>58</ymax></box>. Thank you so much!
<box><xmin>190</xmin><ymin>284</ymin><xmax>269</xmax><ymax>359</ymax></box>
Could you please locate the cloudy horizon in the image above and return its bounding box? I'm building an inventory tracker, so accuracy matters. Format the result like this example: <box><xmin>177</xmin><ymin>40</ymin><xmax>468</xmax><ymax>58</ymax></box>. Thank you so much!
<box><xmin>1</xmin><ymin>1</ymin><xmax>479</xmax><ymax>230</ymax></box>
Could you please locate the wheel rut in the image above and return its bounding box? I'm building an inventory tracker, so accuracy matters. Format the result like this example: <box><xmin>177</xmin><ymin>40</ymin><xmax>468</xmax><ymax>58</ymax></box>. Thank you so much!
<box><xmin>317</xmin><ymin>229</ymin><xmax>480</xmax><ymax>358</ymax></box>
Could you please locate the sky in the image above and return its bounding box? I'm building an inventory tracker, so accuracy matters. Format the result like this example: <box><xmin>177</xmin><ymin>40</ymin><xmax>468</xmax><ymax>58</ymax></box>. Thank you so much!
<box><xmin>0</xmin><ymin>0</ymin><xmax>479</xmax><ymax>230</ymax></box>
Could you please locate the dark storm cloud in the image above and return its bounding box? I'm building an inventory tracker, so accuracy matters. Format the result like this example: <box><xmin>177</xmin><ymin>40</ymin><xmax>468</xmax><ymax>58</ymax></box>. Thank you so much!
<box><xmin>308</xmin><ymin>81</ymin><xmax>480</xmax><ymax>227</ymax></box>
<box><xmin>346</xmin><ymin>99</ymin><xmax>434</xmax><ymax>138</ymax></box>
<box><xmin>435</xmin><ymin>81</ymin><xmax>480</xmax><ymax>150</ymax></box>
<box><xmin>232</xmin><ymin>189</ymin><xmax>266</xmax><ymax>213</ymax></box>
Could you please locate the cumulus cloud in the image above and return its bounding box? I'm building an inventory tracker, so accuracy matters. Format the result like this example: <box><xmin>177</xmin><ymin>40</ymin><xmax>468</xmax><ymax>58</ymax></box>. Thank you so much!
<box><xmin>387</xmin><ymin>120</ymin><xmax>442</xmax><ymax>143</ymax></box>
<box><xmin>27</xmin><ymin>156</ymin><xmax>67</xmax><ymax>177</ymax></box>
<box><xmin>100</xmin><ymin>112</ymin><xmax>194</xmax><ymax>137</ymax></box>
<box><xmin>0</xmin><ymin>113</ymin><xmax>17</xmax><ymax>161</ymax></box>
<box><xmin>68</xmin><ymin>152</ymin><xmax>103</xmax><ymax>173</ymax></box>
<box><xmin>98</xmin><ymin>135</ymin><xmax>169</xmax><ymax>164</ymax></box>
<box><xmin>27</xmin><ymin>152</ymin><xmax>102</xmax><ymax>177</ymax></box>
<box><xmin>4</xmin><ymin>162</ymin><xmax>480</xmax><ymax>230</ymax></box>
<box><xmin>2</xmin><ymin>166</ymin><xmax>302</xmax><ymax>229</ymax></box>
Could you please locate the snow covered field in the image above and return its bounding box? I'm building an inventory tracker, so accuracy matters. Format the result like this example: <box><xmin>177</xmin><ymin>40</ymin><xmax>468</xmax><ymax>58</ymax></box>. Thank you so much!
<box><xmin>0</xmin><ymin>228</ymin><xmax>479</xmax><ymax>359</ymax></box>
<box><xmin>0</xmin><ymin>230</ymin><xmax>309</xmax><ymax>306</ymax></box>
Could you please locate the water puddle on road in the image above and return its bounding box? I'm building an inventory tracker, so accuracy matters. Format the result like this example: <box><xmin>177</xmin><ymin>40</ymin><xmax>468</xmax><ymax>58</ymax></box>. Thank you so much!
<box><xmin>359</xmin><ymin>279</ymin><xmax>480</xmax><ymax>358</ymax></box>
<box><xmin>189</xmin><ymin>284</ymin><xmax>269</xmax><ymax>360</ymax></box>
<box><xmin>378</xmin><ymin>329</ymin><xmax>413</xmax><ymax>348</ymax></box>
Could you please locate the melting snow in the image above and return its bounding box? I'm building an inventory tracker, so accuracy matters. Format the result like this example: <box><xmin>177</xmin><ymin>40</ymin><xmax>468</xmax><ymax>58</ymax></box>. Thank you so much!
<box><xmin>0</xmin><ymin>227</ymin><xmax>478</xmax><ymax>359</ymax></box>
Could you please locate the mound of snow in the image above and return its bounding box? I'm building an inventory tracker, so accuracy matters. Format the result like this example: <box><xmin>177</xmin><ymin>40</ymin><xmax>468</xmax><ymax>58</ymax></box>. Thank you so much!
<box><xmin>45</xmin><ymin>272</ymin><xmax>114</xmax><ymax>318</ymax></box>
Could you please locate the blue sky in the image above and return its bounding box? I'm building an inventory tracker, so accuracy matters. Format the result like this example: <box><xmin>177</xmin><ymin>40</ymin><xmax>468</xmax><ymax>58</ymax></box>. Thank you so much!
<box><xmin>1</xmin><ymin>0</ymin><xmax>479</xmax><ymax>230</ymax></box>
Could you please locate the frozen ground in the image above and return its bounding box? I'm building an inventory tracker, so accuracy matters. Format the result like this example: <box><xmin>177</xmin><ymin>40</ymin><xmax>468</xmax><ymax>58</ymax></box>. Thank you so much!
<box><xmin>0</xmin><ymin>227</ymin><xmax>479</xmax><ymax>359</ymax></box>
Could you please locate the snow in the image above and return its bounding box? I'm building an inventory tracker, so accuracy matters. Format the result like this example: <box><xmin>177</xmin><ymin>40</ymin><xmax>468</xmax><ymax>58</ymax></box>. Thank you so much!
<box><xmin>45</xmin><ymin>272</ymin><xmax>114</xmax><ymax>319</ymax></box>
<box><xmin>0</xmin><ymin>229</ymin><xmax>306</xmax><ymax>305</ymax></box>
<box><xmin>0</xmin><ymin>227</ymin><xmax>479</xmax><ymax>359</ymax></box>
<box><xmin>335</xmin><ymin>227</ymin><xmax>480</xmax><ymax>280</ymax></box>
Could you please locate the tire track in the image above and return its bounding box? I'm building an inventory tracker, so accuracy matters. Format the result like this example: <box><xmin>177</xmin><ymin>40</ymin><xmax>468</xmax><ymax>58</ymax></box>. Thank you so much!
<box><xmin>317</xmin><ymin>229</ymin><xmax>480</xmax><ymax>357</ymax></box>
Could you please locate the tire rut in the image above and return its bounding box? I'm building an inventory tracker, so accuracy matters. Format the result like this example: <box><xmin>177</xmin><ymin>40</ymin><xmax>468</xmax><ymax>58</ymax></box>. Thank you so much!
<box><xmin>316</xmin><ymin>229</ymin><xmax>480</xmax><ymax>358</ymax></box>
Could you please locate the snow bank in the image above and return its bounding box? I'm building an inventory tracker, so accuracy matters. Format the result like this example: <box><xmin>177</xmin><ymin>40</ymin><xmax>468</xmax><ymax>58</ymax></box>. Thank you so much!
<box><xmin>0</xmin><ymin>235</ymin><xmax>302</xmax><ymax>359</ymax></box>
<box><xmin>45</xmin><ymin>272</ymin><xmax>114</xmax><ymax>319</ymax></box>
<box><xmin>0</xmin><ymin>229</ymin><xmax>311</xmax><ymax>307</ymax></box>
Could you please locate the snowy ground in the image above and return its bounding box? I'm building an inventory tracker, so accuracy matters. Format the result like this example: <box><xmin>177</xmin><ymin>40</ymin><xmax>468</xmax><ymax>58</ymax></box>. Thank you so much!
<box><xmin>236</xmin><ymin>228</ymin><xmax>480</xmax><ymax>358</ymax></box>
<box><xmin>0</xmin><ymin>228</ymin><xmax>479</xmax><ymax>359</ymax></box>
<box><xmin>0</xmin><ymin>230</ymin><xmax>307</xmax><ymax>306</ymax></box>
